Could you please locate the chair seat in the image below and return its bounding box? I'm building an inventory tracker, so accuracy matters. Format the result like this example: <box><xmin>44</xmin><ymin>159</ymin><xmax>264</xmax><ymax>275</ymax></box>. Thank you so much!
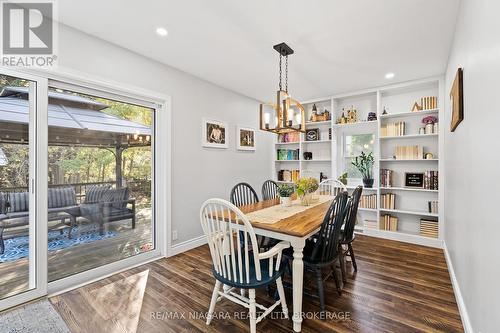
<box><xmin>6</xmin><ymin>211</ymin><xmax>29</xmax><ymax>219</ymax></box>
<box><xmin>0</xmin><ymin>214</ymin><xmax>7</xmax><ymax>221</ymax></box>
<box><xmin>213</xmin><ymin>256</ymin><xmax>285</xmax><ymax>289</ymax></box>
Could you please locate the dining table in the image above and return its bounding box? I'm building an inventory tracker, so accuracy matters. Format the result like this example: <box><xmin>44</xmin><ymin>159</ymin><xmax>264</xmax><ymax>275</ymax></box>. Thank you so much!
<box><xmin>237</xmin><ymin>195</ymin><xmax>334</xmax><ymax>333</ymax></box>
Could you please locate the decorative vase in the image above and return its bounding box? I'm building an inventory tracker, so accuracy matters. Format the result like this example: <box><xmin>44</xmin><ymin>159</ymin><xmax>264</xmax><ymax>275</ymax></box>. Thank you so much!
<box><xmin>362</xmin><ymin>178</ymin><xmax>374</xmax><ymax>188</ymax></box>
<box><xmin>280</xmin><ymin>196</ymin><xmax>291</xmax><ymax>207</ymax></box>
<box><xmin>300</xmin><ymin>193</ymin><xmax>313</xmax><ymax>206</ymax></box>
<box><xmin>425</xmin><ymin>123</ymin><xmax>434</xmax><ymax>134</ymax></box>
<box><xmin>419</xmin><ymin>127</ymin><xmax>426</xmax><ymax>135</ymax></box>
<box><xmin>433</xmin><ymin>122</ymin><xmax>439</xmax><ymax>133</ymax></box>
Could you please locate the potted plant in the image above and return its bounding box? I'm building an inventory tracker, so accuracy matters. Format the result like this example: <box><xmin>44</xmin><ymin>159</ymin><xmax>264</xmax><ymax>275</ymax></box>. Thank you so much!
<box><xmin>338</xmin><ymin>172</ymin><xmax>348</xmax><ymax>185</ymax></box>
<box><xmin>351</xmin><ymin>151</ymin><xmax>375</xmax><ymax>188</ymax></box>
<box><xmin>295</xmin><ymin>177</ymin><xmax>319</xmax><ymax>206</ymax></box>
<box><xmin>277</xmin><ymin>184</ymin><xmax>294</xmax><ymax>207</ymax></box>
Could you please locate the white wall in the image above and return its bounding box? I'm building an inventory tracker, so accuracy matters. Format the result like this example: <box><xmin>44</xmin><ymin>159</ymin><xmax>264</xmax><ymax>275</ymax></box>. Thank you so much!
<box><xmin>56</xmin><ymin>24</ymin><xmax>274</xmax><ymax>245</ymax></box>
<box><xmin>444</xmin><ymin>0</ymin><xmax>500</xmax><ymax>331</ymax></box>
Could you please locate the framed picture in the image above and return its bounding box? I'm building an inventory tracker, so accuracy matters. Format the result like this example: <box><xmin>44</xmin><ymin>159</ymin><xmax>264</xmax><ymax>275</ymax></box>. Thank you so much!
<box><xmin>237</xmin><ymin>127</ymin><xmax>256</xmax><ymax>151</ymax></box>
<box><xmin>202</xmin><ymin>119</ymin><xmax>228</xmax><ymax>148</ymax></box>
<box><xmin>305</xmin><ymin>128</ymin><xmax>319</xmax><ymax>141</ymax></box>
<box><xmin>404</xmin><ymin>172</ymin><xmax>424</xmax><ymax>188</ymax></box>
<box><xmin>450</xmin><ymin>68</ymin><xmax>464</xmax><ymax>132</ymax></box>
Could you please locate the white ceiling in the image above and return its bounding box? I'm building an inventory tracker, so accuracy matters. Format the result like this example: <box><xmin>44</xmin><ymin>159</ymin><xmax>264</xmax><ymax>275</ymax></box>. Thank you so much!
<box><xmin>57</xmin><ymin>0</ymin><xmax>460</xmax><ymax>101</ymax></box>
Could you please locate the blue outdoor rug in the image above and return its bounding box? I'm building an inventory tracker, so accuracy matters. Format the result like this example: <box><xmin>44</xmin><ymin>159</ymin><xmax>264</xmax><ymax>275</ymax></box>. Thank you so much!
<box><xmin>0</xmin><ymin>224</ymin><xmax>117</xmax><ymax>263</ymax></box>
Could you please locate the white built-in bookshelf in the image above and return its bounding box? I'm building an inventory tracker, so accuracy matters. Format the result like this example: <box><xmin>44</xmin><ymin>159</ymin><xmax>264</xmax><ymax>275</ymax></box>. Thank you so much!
<box><xmin>271</xmin><ymin>77</ymin><xmax>444</xmax><ymax>248</ymax></box>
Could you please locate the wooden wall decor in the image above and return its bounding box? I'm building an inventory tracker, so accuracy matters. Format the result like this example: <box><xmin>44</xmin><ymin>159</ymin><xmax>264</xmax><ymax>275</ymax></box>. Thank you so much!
<box><xmin>450</xmin><ymin>68</ymin><xmax>464</xmax><ymax>132</ymax></box>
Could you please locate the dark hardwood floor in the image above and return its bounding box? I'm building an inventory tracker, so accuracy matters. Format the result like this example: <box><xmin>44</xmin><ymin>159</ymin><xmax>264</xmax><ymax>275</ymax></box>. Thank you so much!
<box><xmin>50</xmin><ymin>235</ymin><xmax>464</xmax><ymax>333</ymax></box>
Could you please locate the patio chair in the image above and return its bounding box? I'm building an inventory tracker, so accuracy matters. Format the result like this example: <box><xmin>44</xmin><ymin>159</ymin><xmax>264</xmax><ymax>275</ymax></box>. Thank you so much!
<box><xmin>80</xmin><ymin>186</ymin><xmax>136</xmax><ymax>235</ymax></box>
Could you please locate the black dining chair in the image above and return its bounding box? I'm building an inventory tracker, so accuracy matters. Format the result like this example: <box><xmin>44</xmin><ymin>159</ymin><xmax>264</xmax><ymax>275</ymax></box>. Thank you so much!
<box><xmin>262</xmin><ymin>180</ymin><xmax>279</xmax><ymax>201</ymax></box>
<box><xmin>230</xmin><ymin>182</ymin><xmax>259</xmax><ymax>207</ymax></box>
<box><xmin>283</xmin><ymin>191</ymin><xmax>350</xmax><ymax>314</ymax></box>
<box><xmin>338</xmin><ymin>186</ymin><xmax>363</xmax><ymax>283</ymax></box>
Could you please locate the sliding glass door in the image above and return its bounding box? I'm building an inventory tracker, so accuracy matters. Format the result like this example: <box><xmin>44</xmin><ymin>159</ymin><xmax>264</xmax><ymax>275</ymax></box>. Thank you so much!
<box><xmin>0</xmin><ymin>70</ymin><xmax>47</xmax><ymax>309</ymax></box>
<box><xmin>46</xmin><ymin>84</ymin><xmax>156</xmax><ymax>282</ymax></box>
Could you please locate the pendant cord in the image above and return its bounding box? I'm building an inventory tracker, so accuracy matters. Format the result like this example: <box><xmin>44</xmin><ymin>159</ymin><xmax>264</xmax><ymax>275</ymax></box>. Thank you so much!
<box><xmin>279</xmin><ymin>54</ymin><xmax>283</xmax><ymax>91</ymax></box>
<box><xmin>285</xmin><ymin>56</ymin><xmax>288</xmax><ymax>93</ymax></box>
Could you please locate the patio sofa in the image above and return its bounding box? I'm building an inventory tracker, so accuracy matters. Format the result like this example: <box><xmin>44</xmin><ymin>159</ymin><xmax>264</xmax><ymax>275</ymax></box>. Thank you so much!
<box><xmin>0</xmin><ymin>187</ymin><xmax>80</xmax><ymax>254</ymax></box>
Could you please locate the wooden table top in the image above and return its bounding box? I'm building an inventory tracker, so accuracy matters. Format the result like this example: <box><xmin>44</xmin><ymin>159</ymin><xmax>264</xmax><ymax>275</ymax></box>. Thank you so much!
<box><xmin>238</xmin><ymin>197</ymin><xmax>331</xmax><ymax>237</ymax></box>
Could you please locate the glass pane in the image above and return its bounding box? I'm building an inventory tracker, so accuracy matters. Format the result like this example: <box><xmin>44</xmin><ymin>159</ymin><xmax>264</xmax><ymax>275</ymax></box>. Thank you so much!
<box><xmin>47</xmin><ymin>87</ymin><xmax>154</xmax><ymax>282</ymax></box>
<box><xmin>345</xmin><ymin>134</ymin><xmax>375</xmax><ymax>178</ymax></box>
<box><xmin>0</xmin><ymin>75</ymin><xmax>34</xmax><ymax>299</ymax></box>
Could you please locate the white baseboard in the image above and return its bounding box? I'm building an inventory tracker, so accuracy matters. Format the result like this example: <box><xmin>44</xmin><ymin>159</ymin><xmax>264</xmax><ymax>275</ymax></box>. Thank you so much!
<box><xmin>443</xmin><ymin>241</ymin><xmax>473</xmax><ymax>333</ymax></box>
<box><xmin>169</xmin><ymin>235</ymin><xmax>207</xmax><ymax>257</ymax></box>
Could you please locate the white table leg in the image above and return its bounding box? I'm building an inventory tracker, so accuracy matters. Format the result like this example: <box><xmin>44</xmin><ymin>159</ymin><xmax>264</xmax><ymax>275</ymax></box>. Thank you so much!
<box><xmin>291</xmin><ymin>238</ymin><xmax>305</xmax><ymax>332</ymax></box>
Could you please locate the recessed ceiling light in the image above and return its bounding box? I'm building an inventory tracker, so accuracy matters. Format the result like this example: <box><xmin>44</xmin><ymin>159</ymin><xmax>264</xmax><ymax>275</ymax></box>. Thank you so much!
<box><xmin>385</xmin><ymin>72</ymin><xmax>395</xmax><ymax>79</ymax></box>
<box><xmin>156</xmin><ymin>27</ymin><xmax>168</xmax><ymax>37</ymax></box>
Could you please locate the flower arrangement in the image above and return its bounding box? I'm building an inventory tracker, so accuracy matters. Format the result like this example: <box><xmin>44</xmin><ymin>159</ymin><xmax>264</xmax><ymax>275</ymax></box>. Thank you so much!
<box><xmin>422</xmin><ymin>116</ymin><xmax>438</xmax><ymax>124</ymax></box>
<box><xmin>277</xmin><ymin>184</ymin><xmax>294</xmax><ymax>197</ymax></box>
<box><xmin>296</xmin><ymin>177</ymin><xmax>319</xmax><ymax>205</ymax></box>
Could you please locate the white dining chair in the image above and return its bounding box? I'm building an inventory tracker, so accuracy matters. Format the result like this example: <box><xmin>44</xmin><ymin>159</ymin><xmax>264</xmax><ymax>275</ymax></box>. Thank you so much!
<box><xmin>200</xmin><ymin>198</ymin><xmax>290</xmax><ymax>333</ymax></box>
<box><xmin>318</xmin><ymin>178</ymin><xmax>347</xmax><ymax>196</ymax></box>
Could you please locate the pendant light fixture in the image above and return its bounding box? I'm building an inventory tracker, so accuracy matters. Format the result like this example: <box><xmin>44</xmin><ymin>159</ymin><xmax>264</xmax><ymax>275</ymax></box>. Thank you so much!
<box><xmin>260</xmin><ymin>42</ymin><xmax>305</xmax><ymax>134</ymax></box>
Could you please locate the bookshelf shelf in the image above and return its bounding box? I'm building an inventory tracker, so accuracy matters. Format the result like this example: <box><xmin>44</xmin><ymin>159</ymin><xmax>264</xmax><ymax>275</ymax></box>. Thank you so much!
<box><xmin>379</xmin><ymin>159</ymin><xmax>439</xmax><ymax>162</ymax></box>
<box><xmin>379</xmin><ymin>208</ymin><xmax>439</xmax><ymax>218</ymax></box>
<box><xmin>380</xmin><ymin>133</ymin><xmax>438</xmax><ymax>140</ymax></box>
<box><xmin>359</xmin><ymin>208</ymin><xmax>378</xmax><ymax>212</ymax></box>
<box><xmin>380</xmin><ymin>187</ymin><xmax>438</xmax><ymax>193</ymax></box>
<box><xmin>275</xmin><ymin>141</ymin><xmax>300</xmax><ymax>145</ymax></box>
<box><xmin>305</xmin><ymin>121</ymin><xmax>331</xmax><ymax>126</ymax></box>
<box><xmin>379</xmin><ymin>108</ymin><xmax>439</xmax><ymax>119</ymax></box>
<box><xmin>301</xmin><ymin>159</ymin><xmax>331</xmax><ymax>163</ymax></box>
<box><xmin>333</xmin><ymin>121</ymin><xmax>377</xmax><ymax>128</ymax></box>
<box><xmin>302</xmin><ymin>139</ymin><xmax>331</xmax><ymax>144</ymax></box>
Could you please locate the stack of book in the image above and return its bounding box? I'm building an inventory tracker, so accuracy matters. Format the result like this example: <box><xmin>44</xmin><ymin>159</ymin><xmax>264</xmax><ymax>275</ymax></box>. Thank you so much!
<box><xmin>424</xmin><ymin>171</ymin><xmax>439</xmax><ymax>190</ymax></box>
<box><xmin>381</xmin><ymin>121</ymin><xmax>406</xmax><ymax>137</ymax></box>
<box><xmin>380</xmin><ymin>169</ymin><xmax>394</xmax><ymax>187</ymax></box>
<box><xmin>428</xmin><ymin>201</ymin><xmax>438</xmax><ymax>213</ymax></box>
<box><xmin>277</xmin><ymin>149</ymin><xmax>300</xmax><ymax>160</ymax></box>
<box><xmin>360</xmin><ymin>194</ymin><xmax>377</xmax><ymax>209</ymax></box>
<box><xmin>278</xmin><ymin>132</ymin><xmax>299</xmax><ymax>143</ymax></box>
<box><xmin>380</xmin><ymin>214</ymin><xmax>398</xmax><ymax>231</ymax></box>
<box><xmin>364</xmin><ymin>219</ymin><xmax>378</xmax><ymax>229</ymax></box>
<box><xmin>380</xmin><ymin>193</ymin><xmax>396</xmax><ymax>209</ymax></box>
<box><xmin>277</xmin><ymin>170</ymin><xmax>300</xmax><ymax>182</ymax></box>
<box><xmin>420</xmin><ymin>219</ymin><xmax>438</xmax><ymax>238</ymax></box>
<box><xmin>394</xmin><ymin>145</ymin><xmax>423</xmax><ymax>160</ymax></box>
<box><xmin>420</xmin><ymin>96</ymin><xmax>438</xmax><ymax>110</ymax></box>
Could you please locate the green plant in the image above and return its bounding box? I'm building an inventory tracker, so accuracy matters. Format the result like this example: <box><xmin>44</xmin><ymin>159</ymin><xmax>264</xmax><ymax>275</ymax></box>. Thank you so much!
<box><xmin>295</xmin><ymin>177</ymin><xmax>319</xmax><ymax>197</ymax></box>
<box><xmin>338</xmin><ymin>172</ymin><xmax>348</xmax><ymax>185</ymax></box>
<box><xmin>351</xmin><ymin>151</ymin><xmax>374</xmax><ymax>180</ymax></box>
<box><xmin>277</xmin><ymin>184</ymin><xmax>294</xmax><ymax>197</ymax></box>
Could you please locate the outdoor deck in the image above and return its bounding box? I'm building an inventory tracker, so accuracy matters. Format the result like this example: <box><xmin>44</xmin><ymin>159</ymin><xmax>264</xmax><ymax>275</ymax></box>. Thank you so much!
<box><xmin>0</xmin><ymin>211</ymin><xmax>152</xmax><ymax>300</ymax></box>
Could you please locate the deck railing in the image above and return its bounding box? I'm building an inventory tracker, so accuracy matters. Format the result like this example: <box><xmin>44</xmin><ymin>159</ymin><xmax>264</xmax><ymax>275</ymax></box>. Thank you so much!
<box><xmin>0</xmin><ymin>180</ymin><xmax>151</xmax><ymax>204</ymax></box>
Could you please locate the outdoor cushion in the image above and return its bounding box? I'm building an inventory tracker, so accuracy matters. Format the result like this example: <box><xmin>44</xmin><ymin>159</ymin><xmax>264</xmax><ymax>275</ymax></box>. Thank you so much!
<box><xmin>84</xmin><ymin>185</ymin><xmax>111</xmax><ymax>204</ymax></box>
<box><xmin>0</xmin><ymin>192</ymin><xmax>7</xmax><ymax>214</ymax></box>
<box><xmin>6</xmin><ymin>211</ymin><xmax>29</xmax><ymax>219</ymax></box>
<box><xmin>100</xmin><ymin>187</ymin><xmax>129</xmax><ymax>209</ymax></box>
<box><xmin>79</xmin><ymin>203</ymin><xmax>100</xmax><ymax>218</ymax></box>
<box><xmin>48</xmin><ymin>205</ymin><xmax>79</xmax><ymax>215</ymax></box>
<box><xmin>0</xmin><ymin>213</ymin><xmax>7</xmax><ymax>221</ymax></box>
<box><xmin>48</xmin><ymin>187</ymin><xmax>76</xmax><ymax>208</ymax></box>
<box><xmin>8</xmin><ymin>192</ymin><xmax>29</xmax><ymax>213</ymax></box>
<box><xmin>103</xmin><ymin>207</ymin><xmax>132</xmax><ymax>217</ymax></box>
